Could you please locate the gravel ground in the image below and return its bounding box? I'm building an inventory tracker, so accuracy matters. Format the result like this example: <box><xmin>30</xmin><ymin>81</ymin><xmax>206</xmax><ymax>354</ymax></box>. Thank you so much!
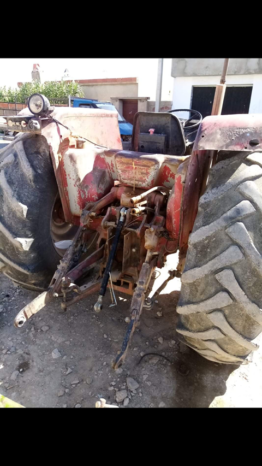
<box><xmin>1</xmin><ymin>253</ymin><xmax>262</xmax><ymax>408</ymax></box>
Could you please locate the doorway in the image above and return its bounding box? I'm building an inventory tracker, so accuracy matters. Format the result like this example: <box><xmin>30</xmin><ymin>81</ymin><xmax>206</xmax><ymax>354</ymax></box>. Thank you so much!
<box><xmin>122</xmin><ymin>100</ymin><xmax>138</xmax><ymax>125</ymax></box>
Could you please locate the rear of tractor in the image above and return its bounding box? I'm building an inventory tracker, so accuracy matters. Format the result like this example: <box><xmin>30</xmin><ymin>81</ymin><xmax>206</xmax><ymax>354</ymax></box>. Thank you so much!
<box><xmin>1</xmin><ymin>93</ymin><xmax>262</xmax><ymax>368</ymax></box>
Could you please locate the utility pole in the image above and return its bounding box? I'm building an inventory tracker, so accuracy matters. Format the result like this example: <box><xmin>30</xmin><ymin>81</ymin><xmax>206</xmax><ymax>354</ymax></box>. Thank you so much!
<box><xmin>155</xmin><ymin>59</ymin><xmax>164</xmax><ymax>112</ymax></box>
<box><xmin>211</xmin><ymin>58</ymin><xmax>230</xmax><ymax>115</ymax></box>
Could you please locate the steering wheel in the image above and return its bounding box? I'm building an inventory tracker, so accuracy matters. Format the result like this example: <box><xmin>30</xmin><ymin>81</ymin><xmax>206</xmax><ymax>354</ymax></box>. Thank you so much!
<box><xmin>168</xmin><ymin>108</ymin><xmax>202</xmax><ymax>130</ymax></box>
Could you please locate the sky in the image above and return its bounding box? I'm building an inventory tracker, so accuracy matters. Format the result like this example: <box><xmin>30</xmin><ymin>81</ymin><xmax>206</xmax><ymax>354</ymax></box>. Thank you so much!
<box><xmin>0</xmin><ymin>59</ymin><xmax>173</xmax><ymax>101</ymax></box>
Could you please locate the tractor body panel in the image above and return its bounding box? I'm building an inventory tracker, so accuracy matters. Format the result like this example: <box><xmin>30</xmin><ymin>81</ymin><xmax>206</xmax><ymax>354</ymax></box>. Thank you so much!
<box><xmin>179</xmin><ymin>113</ymin><xmax>262</xmax><ymax>260</ymax></box>
<box><xmin>60</xmin><ymin>147</ymin><xmax>187</xmax><ymax>217</ymax></box>
<box><xmin>194</xmin><ymin>114</ymin><xmax>262</xmax><ymax>151</ymax></box>
<box><xmin>39</xmin><ymin>107</ymin><xmax>123</xmax><ymax>223</ymax></box>
<box><xmin>43</xmin><ymin>106</ymin><xmax>123</xmax><ymax>151</ymax></box>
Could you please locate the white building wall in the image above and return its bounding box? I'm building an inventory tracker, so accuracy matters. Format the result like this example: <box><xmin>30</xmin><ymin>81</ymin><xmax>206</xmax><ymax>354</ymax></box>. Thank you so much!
<box><xmin>172</xmin><ymin>74</ymin><xmax>262</xmax><ymax>119</ymax></box>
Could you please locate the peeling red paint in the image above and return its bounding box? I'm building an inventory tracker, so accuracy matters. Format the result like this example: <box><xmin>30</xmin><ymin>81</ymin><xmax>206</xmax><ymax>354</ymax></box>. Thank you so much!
<box><xmin>179</xmin><ymin>150</ymin><xmax>210</xmax><ymax>256</ymax></box>
<box><xmin>166</xmin><ymin>174</ymin><xmax>183</xmax><ymax>239</ymax></box>
<box><xmin>194</xmin><ymin>114</ymin><xmax>262</xmax><ymax>152</ymax></box>
<box><xmin>158</xmin><ymin>164</ymin><xmax>176</xmax><ymax>187</ymax></box>
<box><xmin>61</xmin><ymin>146</ymin><xmax>188</xmax><ymax>217</ymax></box>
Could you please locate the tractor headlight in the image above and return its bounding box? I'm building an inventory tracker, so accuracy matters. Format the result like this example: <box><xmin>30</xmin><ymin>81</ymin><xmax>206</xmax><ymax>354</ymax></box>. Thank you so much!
<box><xmin>28</xmin><ymin>94</ymin><xmax>50</xmax><ymax>115</ymax></box>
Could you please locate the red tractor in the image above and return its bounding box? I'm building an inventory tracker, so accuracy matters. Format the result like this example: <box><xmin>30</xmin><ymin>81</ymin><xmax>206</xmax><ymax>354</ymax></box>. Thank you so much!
<box><xmin>0</xmin><ymin>92</ymin><xmax>262</xmax><ymax>368</ymax></box>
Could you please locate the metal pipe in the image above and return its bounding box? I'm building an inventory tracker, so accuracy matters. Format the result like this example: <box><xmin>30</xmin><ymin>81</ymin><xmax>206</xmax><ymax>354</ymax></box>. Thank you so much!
<box><xmin>130</xmin><ymin>185</ymin><xmax>169</xmax><ymax>205</ymax></box>
<box><xmin>220</xmin><ymin>59</ymin><xmax>230</xmax><ymax>84</ymax></box>
<box><xmin>155</xmin><ymin>59</ymin><xmax>164</xmax><ymax>112</ymax></box>
<box><xmin>131</xmin><ymin>206</ymin><xmax>146</xmax><ymax>215</ymax></box>
<box><xmin>211</xmin><ymin>58</ymin><xmax>230</xmax><ymax>116</ymax></box>
<box><xmin>81</xmin><ymin>187</ymin><xmax>121</xmax><ymax>225</ymax></box>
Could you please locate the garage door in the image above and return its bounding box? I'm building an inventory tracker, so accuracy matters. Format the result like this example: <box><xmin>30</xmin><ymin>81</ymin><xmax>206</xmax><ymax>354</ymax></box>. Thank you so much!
<box><xmin>191</xmin><ymin>86</ymin><xmax>253</xmax><ymax>118</ymax></box>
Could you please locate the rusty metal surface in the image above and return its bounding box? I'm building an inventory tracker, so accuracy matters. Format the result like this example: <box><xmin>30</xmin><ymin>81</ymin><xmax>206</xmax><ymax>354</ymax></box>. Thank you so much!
<box><xmin>122</xmin><ymin>231</ymin><xmax>140</xmax><ymax>281</ymax></box>
<box><xmin>179</xmin><ymin>150</ymin><xmax>212</xmax><ymax>257</ymax></box>
<box><xmin>44</xmin><ymin>106</ymin><xmax>123</xmax><ymax>150</ymax></box>
<box><xmin>60</xmin><ymin>279</ymin><xmax>102</xmax><ymax>309</ymax></box>
<box><xmin>40</xmin><ymin>107</ymin><xmax>122</xmax><ymax>221</ymax></box>
<box><xmin>60</xmin><ymin>142</ymin><xmax>187</xmax><ymax>220</ymax></box>
<box><xmin>104</xmin><ymin>150</ymin><xmax>185</xmax><ymax>189</ymax></box>
<box><xmin>166</xmin><ymin>158</ymin><xmax>189</xmax><ymax>241</ymax></box>
<box><xmin>66</xmin><ymin>245</ymin><xmax>105</xmax><ymax>283</ymax></box>
<box><xmin>63</xmin><ymin>147</ymin><xmax>114</xmax><ymax>216</ymax></box>
<box><xmin>179</xmin><ymin>114</ymin><xmax>262</xmax><ymax>257</ymax></box>
<box><xmin>194</xmin><ymin>114</ymin><xmax>262</xmax><ymax>151</ymax></box>
<box><xmin>42</xmin><ymin>109</ymin><xmax>187</xmax><ymax>221</ymax></box>
<box><xmin>49</xmin><ymin>143</ymin><xmax>73</xmax><ymax>224</ymax></box>
<box><xmin>59</xmin><ymin>147</ymin><xmax>185</xmax><ymax>219</ymax></box>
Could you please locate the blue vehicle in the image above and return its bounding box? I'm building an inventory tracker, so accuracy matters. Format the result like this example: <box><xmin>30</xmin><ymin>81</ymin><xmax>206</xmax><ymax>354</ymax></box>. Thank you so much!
<box><xmin>70</xmin><ymin>96</ymin><xmax>133</xmax><ymax>141</ymax></box>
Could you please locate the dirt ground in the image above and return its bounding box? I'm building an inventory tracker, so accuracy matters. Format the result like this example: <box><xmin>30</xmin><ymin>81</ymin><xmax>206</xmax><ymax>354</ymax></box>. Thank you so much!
<box><xmin>1</xmin><ymin>253</ymin><xmax>262</xmax><ymax>408</ymax></box>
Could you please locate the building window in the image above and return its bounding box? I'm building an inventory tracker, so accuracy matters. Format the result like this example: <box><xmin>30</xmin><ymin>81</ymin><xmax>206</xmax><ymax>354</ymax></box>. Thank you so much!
<box><xmin>191</xmin><ymin>85</ymin><xmax>253</xmax><ymax>118</ymax></box>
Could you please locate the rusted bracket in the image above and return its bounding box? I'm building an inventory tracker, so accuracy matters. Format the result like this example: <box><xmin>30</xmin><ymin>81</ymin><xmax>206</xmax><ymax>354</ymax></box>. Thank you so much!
<box><xmin>61</xmin><ymin>277</ymin><xmax>82</xmax><ymax>309</ymax></box>
<box><xmin>60</xmin><ymin>279</ymin><xmax>102</xmax><ymax>310</ymax></box>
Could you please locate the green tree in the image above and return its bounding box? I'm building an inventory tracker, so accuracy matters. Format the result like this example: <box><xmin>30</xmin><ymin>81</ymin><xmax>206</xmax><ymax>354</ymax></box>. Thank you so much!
<box><xmin>0</xmin><ymin>81</ymin><xmax>84</xmax><ymax>103</ymax></box>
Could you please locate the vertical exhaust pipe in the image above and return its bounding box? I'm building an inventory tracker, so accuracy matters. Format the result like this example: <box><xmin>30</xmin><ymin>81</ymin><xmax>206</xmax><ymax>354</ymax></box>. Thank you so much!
<box><xmin>155</xmin><ymin>59</ymin><xmax>164</xmax><ymax>113</ymax></box>
<box><xmin>211</xmin><ymin>58</ymin><xmax>230</xmax><ymax>116</ymax></box>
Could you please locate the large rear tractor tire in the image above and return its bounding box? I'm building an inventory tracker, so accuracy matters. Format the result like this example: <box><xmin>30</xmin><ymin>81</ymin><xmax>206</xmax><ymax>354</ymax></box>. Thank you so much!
<box><xmin>177</xmin><ymin>151</ymin><xmax>262</xmax><ymax>364</ymax></box>
<box><xmin>0</xmin><ymin>133</ymin><xmax>76</xmax><ymax>291</ymax></box>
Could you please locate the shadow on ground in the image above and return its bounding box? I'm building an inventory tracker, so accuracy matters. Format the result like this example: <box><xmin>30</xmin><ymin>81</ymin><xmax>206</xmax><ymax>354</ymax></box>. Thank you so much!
<box><xmin>129</xmin><ymin>290</ymin><xmax>237</xmax><ymax>408</ymax></box>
